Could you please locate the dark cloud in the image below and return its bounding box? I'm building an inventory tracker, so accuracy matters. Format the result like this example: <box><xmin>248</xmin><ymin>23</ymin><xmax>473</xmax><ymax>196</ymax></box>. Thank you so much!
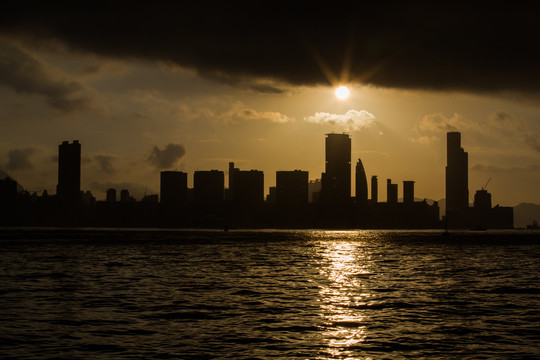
<box><xmin>5</xmin><ymin>147</ymin><xmax>36</xmax><ymax>170</ymax></box>
<box><xmin>0</xmin><ymin>41</ymin><xmax>90</xmax><ymax>111</ymax></box>
<box><xmin>2</xmin><ymin>2</ymin><xmax>540</xmax><ymax>94</ymax></box>
<box><xmin>147</xmin><ymin>143</ymin><xmax>186</xmax><ymax>169</ymax></box>
<box><xmin>93</xmin><ymin>155</ymin><xmax>115</xmax><ymax>174</ymax></box>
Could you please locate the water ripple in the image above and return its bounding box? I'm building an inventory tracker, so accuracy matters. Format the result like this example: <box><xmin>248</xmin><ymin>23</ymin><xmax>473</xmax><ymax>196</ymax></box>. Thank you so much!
<box><xmin>0</xmin><ymin>228</ymin><xmax>539</xmax><ymax>359</ymax></box>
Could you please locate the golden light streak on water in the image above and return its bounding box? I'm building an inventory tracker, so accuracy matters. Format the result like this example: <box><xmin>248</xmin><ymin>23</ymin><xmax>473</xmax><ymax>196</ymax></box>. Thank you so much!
<box><xmin>317</xmin><ymin>233</ymin><xmax>376</xmax><ymax>358</ymax></box>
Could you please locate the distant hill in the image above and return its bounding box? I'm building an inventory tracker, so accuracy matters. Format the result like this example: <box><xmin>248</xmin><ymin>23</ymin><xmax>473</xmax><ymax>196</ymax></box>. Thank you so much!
<box><xmin>514</xmin><ymin>203</ymin><xmax>540</xmax><ymax>228</ymax></box>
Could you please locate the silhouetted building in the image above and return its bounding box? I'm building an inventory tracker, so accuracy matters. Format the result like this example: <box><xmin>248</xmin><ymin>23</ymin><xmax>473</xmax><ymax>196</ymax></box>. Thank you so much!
<box><xmin>276</xmin><ymin>170</ymin><xmax>308</xmax><ymax>208</ymax></box>
<box><xmin>474</xmin><ymin>189</ymin><xmax>491</xmax><ymax>210</ymax></box>
<box><xmin>387</xmin><ymin>179</ymin><xmax>398</xmax><ymax>204</ymax></box>
<box><xmin>231</xmin><ymin>169</ymin><xmax>264</xmax><ymax>207</ymax></box>
<box><xmin>321</xmin><ymin>133</ymin><xmax>351</xmax><ymax>203</ymax></box>
<box><xmin>355</xmin><ymin>159</ymin><xmax>368</xmax><ymax>206</ymax></box>
<box><xmin>0</xmin><ymin>177</ymin><xmax>17</xmax><ymax>224</ymax></box>
<box><xmin>371</xmin><ymin>175</ymin><xmax>378</xmax><ymax>204</ymax></box>
<box><xmin>106</xmin><ymin>188</ymin><xmax>116</xmax><ymax>202</ymax></box>
<box><xmin>403</xmin><ymin>181</ymin><xmax>415</xmax><ymax>205</ymax></box>
<box><xmin>446</xmin><ymin>132</ymin><xmax>469</xmax><ymax>217</ymax></box>
<box><xmin>469</xmin><ymin>188</ymin><xmax>513</xmax><ymax>229</ymax></box>
<box><xmin>81</xmin><ymin>191</ymin><xmax>96</xmax><ymax>207</ymax></box>
<box><xmin>227</xmin><ymin>162</ymin><xmax>240</xmax><ymax>201</ymax></box>
<box><xmin>194</xmin><ymin>170</ymin><xmax>224</xmax><ymax>206</ymax></box>
<box><xmin>120</xmin><ymin>189</ymin><xmax>134</xmax><ymax>202</ymax></box>
<box><xmin>160</xmin><ymin>171</ymin><xmax>187</xmax><ymax>205</ymax></box>
<box><xmin>142</xmin><ymin>194</ymin><xmax>159</xmax><ymax>203</ymax></box>
<box><xmin>266</xmin><ymin>186</ymin><xmax>276</xmax><ymax>204</ymax></box>
<box><xmin>56</xmin><ymin>140</ymin><xmax>81</xmax><ymax>208</ymax></box>
<box><xmin>308</xmin><ymin>179</ymin><xmax>321</xmax><ymax>203</ymax></box>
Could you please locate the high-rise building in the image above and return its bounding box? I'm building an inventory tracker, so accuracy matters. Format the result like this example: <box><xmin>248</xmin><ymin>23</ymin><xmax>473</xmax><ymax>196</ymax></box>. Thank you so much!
<box><xmin>160</xmin><ymin>171</ymin><xmax>187</xmax><ymax>204</ymax></box>
<box><xmin>387</xmin><ymin>179</ymin><xmax>398</xmax><ymax>204</ymax></box>
<box><xmin>227</xmin><ymin>162</ymin><xmax>264</xmax><ymax>207</ymax></box>
<box><xmin>446</xmin><ymin>132</ymin><xmax>468</xmax><ymax>215</ymax></box>
<box><xmin>106</xmin><ymin>188</ymin><xmax>116</xmax><ymax>202</ymax></box>
<box><xmin>57</xmin><ymin>140</ymin><xmax>81</xmax><ymax>207</ymax></box>
<box><xmin>371</xmin><ymin>175</ymin><xmax>378</xmax><ymax>204</ymax></box>
<box><xmin>194</xmin><ymin>170</ymin><xmax>224</xmax><ymax>206</ymax></box>
<box><xmin>232</xmin><ymin>170</ymin><xmax>264</xmax><ymax>207</ymax></box>
<box><xmin>355</xmin><ymin>159</ymin><xmax>368</xmax><ymax>206</ymax></box>
<box><xmin>473</xmin><ymin>189</ymin><xmax>491</xmax><ymax>210</ymax></box>
<box><xmin>403</xmin><ymin>181</ymin><xmax>415</xmax><ymax>205</ymax></box>
<box><xmin>321</xmin><ymin>133</ymin><xmax>351</xmax><ymax>203</ymax></box>
<box><xmin>276</xmin><ymin>170</ymin><xmax>308</xmax><ymax>207</ymax></box>
<box><xmin>120</xmin><ymin>189</ymin><xmax>132</xmax><ymax>202</ymax></box>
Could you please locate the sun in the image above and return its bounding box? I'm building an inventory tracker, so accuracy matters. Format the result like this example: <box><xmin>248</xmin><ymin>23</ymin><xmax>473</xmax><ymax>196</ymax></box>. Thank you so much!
<box><xmin>335</xmin><ymin>86</ymin><xmax>350</xmax><ymax>100</ymax></box>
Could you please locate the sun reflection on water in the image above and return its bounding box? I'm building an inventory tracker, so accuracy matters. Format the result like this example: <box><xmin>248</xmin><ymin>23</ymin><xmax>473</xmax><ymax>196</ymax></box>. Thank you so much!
<box><xmin>316</xmin><ymin>232</ymin><xmax>376</xmax><ymax>358</ymax></box>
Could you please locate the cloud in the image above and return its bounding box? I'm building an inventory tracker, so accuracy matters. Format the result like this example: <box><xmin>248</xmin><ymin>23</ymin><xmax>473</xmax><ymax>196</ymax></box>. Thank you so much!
<box><xmin>0</xmin><ymin>41</ymin><xmax>91</xmax><ymax>111</ymax></box>
<box><xmin>222</xmin><ymin>102</ymin><xmax>294</xmax><ymax>124</ymax></box>
<box><xmin>413</xmin><ymin>111</ymin><xmax>540</xmax><ymax>154</ymax></box>
<box><xmin>305</xmin><ymin>110</ymin><xmax>376</xmax><ymax>131</ymax></box>
<box><xmin>93</xmin><ymin>155</ymin><xmax>115</xmax><ymax>175</ymax></box>
<box><xmin>416</xmin><ymin>113</ymin><xmax>480</xmax><ymax>134</ymax></box>
<box><xmin>2</xmin><ymin>3</ymin><xmax>540</xmax><ymax>94</ymax></box>
<box><xmin>5</xmin><ymin>147</ymin><xmax>36</xmax><ymax>170</ymax></box>
<box><xmin>472</xmin><ymin>164</ymin><xmax>540</xmax><ymax>173</ymax></box>
<box><xmin>147</xmin><ymin>143</ymin><xmax>186</xmax><ymax>169</ymax></box>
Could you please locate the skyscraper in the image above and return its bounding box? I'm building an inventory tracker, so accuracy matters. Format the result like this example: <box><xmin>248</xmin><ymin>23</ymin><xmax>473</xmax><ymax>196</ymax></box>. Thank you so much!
<box><xmin>446</xmin><ymin>132</ymin><xmax>469</xmax><ymax>216</ymax></box>
<box><xmin>57</xmin><ymin>140</ymin><xmax>81</xmax><ymax>207</ymax></box>
<box><xmin>371</xmin><ymin>175</ymin><xmax>378</xmax><ymax>204</ymax></box>
<box><xmin>403</xmin><ymin>181</ymin><xmax>415</xmax><ymax>205</ymax></box>
<box><xmin>194</xmin><ymin>170</ymin><xmax>224</xmax><ymax>206</ymax></box>
<box><xmin>106</xmin><ymin>188</ymin><xmax>116</xmax><ymax>202</ymax></box>
<box><xmin>387</xmin><ymin>179</ymin><xmax>398</xmax><ymax>204</ymax></box>
<box><xmin>232</xmin><ymin>170</ymin><xmax>264</xmax><ymax>207</ymax></box>
<box><xmin>276</xmin><ymin>170</ymin><xmax>308</xmax><ymax>208</ymax></box>
<box><xmin>355</xmin><ymin>158</ymin><xmax>368</xmax><ymax>206</ymax></box>
<box><xmin>160</xmin><ymin>171</ymin><xmax>187</xmax><ymax>204</ymax></box>
<box><xmin>322</xmin><ymin>133</ymin><xmax>351</xmax><ymax>203</ymax></box>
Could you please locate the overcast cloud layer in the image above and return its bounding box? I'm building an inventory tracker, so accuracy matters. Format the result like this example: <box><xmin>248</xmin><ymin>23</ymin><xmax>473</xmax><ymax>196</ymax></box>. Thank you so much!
<box><xmin>2</xmin><ymin>2</ymin><xmax>540</xmax><ymax>94</ymax></box>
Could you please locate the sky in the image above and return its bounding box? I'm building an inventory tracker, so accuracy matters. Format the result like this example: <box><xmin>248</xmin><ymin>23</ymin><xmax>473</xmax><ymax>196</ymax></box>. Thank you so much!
<box><xmin>1</xmin><ymin>2</ymin><xmax>540</xmax><ymax>206</ymax></box>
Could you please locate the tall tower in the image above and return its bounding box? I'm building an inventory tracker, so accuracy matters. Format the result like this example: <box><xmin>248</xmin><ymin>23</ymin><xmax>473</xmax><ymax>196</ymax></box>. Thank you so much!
<box><xmin>371</xmin><ymin>175</ymin><xmax>378</xmax><ymax>204</ymax></box>
<box><xmin>403</xmin><ymin>181</ymin><xmax>415</xmax><ymax>205</ymax></box>
<box><xmin>355</xmin><ymin>158</ymin><xmax>368</xmax><ymax>206</ymax></box>
<box><xmin>322</xmin><ymin>133</ymin><xmax>351</xmax><ymax>203</ymax></box>
<box><xmin>446</xmin><ymin>132</ymin><xmax>469</xmax><ymax>215</ymax></box>
<box><xmin>387</xmin><ymin>179</ymin><xmax>398</xmax><ymax>204</ymax></box>
<box><xmin>57</xmin><ymin>140</ymin><xmax>81</xmax><ymax>207</ymax></box>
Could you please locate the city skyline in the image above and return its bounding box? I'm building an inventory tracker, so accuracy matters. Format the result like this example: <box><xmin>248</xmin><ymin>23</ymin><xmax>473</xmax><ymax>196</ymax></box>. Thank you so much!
<box><xmin>1</xmin><ymin>131</ymin><xmax>514</xmax><ymax>229</ymax></box>
<box><xmin>1</xmin><ymin>4</ymin><xmax>540</xmax><ymax>207</ymax></box>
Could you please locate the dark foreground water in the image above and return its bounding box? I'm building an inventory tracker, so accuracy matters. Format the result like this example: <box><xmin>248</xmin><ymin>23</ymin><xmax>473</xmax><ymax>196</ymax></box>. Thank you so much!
<box><xmin>1</xmin><ymin>228</ymin><xmax>539</xmax><ymax>359</ymax></box>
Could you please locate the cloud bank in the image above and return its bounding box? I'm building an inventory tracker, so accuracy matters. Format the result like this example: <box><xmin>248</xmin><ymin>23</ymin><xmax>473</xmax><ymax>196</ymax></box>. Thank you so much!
<box><xmin>1</xmin><ymin>3</ymin><xmax>540</xmax><ymax>94</ymax></box>
<box><xmin>5</xmin><ymin>147</ymin><xmax>36</xmax><ymax>170</ymax></box>
<box><xmin>0</xmin><ymin>41</ymin><xmax>91</xmax><ymax>111</ymax></box>
<box><xmin>305</xmin><ymin>110</ymin><xmax>375</xmax><ymax>131</ymax></box>
<box><xmin>413</xmin><ymin>110</ymin><xmax>540</xmax><ymax>153</ymax></box>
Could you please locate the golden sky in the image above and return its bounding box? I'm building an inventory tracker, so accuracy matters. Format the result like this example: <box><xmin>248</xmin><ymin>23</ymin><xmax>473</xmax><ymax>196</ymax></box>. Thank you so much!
<box><xmin>1</xmin><ymin>3</ymin><xmax>540</xmax><ymax>206</ymax></box>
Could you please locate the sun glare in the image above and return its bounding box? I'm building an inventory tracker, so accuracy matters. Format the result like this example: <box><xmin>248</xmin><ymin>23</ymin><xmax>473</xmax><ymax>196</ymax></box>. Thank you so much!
<box><xmin>335</xmin><ymin>86</ymin><xmax>350</xmax><ymax>100</ymax></box>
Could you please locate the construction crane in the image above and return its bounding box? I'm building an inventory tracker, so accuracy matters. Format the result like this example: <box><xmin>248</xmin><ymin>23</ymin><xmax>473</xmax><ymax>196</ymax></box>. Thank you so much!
<box><xmin>481</xmin><ymin>177</ymin><xmax>492</xmax><ymax>190</ymax></box>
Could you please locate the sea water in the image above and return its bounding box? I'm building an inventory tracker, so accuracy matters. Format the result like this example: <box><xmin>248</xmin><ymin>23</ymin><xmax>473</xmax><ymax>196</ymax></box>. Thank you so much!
<box><xmin>1</xmin><ymin>228</ymin><xmax>539</xmax><ymax>359</ymax></box>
